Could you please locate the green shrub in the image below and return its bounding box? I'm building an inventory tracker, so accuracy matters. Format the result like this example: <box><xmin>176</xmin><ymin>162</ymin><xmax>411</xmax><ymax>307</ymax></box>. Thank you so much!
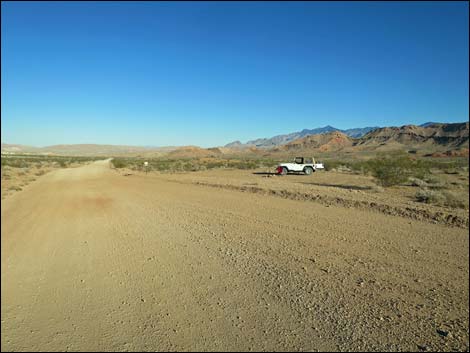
<box><xmin>112</xmin><ymin>159</ymin><xmax>127</xmax><ymax>169</ymax></box>
<box><xmin>323</xmin><ymin>160</ymin><xmax>345</xmax><ymax>172</ymax></box>
<box><xmin>368</xmin><ymin>154</ymin><xmax>411</xmax><ymax>187</ymax></box>
<box><xmin>367</xmin><ymin>152</ymin><xmax>430</xmax><ymax>187</ymax></box>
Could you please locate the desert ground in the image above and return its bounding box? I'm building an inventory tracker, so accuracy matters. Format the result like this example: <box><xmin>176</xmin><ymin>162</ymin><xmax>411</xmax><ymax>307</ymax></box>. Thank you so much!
<box><xmin>1</xmin><ymin>159</ymin><xmax>469</xmax><ymax>351</ymax></box>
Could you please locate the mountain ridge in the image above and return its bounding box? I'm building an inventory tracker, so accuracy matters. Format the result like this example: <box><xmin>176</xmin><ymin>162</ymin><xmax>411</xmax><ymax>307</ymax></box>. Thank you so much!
<box><xmin>2</xmin><ymin>121</ymin><xmax>468</xmax><ymax>157</ymax></box>
<box><xmin>226</xmin><ymin>125</ymin><xmax>380</xmax><ymax>148</ymax></box>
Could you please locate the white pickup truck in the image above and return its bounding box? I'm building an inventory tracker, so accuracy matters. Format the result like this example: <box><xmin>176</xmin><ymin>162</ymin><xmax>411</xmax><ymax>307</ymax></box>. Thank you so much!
<box><xmin>276</xmin><ymin>157</ymin><xmax>324</xmax><ymax>175</ymax></box>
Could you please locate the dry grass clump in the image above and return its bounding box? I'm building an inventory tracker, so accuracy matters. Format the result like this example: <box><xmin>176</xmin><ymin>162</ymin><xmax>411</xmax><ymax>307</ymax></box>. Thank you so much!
<box><xmin>415</xmin><ymin>188</ymin><xmax>468</xmax><ymax>209</ymax></box>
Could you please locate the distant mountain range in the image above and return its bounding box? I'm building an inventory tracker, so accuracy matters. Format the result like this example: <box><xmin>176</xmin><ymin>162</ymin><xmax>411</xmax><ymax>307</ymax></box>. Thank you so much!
<box><xmin>2</xmin><ymin>122</ymin><xmax>468</xmax><ymax>157</ymax></box>
<box><xmin>224</xmin><ymin>122</ymin><xmax>466</xmax><ymax>149</ymax></box>
<box><xmin>225</xmin><ymin>125</ymin><xmax>380</xmax><ymax>148</ymax></box>
<box><xmin>273</xmin><ymin>122</ymin><xmax>469</xmax><ymax>154</ymax></box>
<box><xmin>0</xmin><ymin>144</ymin><xmax>177</xmax><ymax>156</ymax></box>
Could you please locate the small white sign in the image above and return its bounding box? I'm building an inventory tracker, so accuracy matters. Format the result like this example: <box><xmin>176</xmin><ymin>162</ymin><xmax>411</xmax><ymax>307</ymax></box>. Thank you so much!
<box><xmin>144</xmin><ymin>161</ymin><xmax>148</xmax><ymax>166</ymax></box>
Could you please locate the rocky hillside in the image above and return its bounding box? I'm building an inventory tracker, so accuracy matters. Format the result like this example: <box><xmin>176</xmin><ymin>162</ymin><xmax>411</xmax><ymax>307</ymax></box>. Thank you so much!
<box><xmin>263</xmin><ymin>122</ymin><xmax>469</xmax><ymax>156</ymax></box>
<box><xmin>356</xmin><ymin>122</ymin><xmax>469</xmax><ymax>149</ymax></box>
<box><xmin>166</xmin><ymin>146</ymin><xmax>224</xmax><ymax>159</ymax></box>
<box><xmin>273</xmin><ymin>131</ymin><xmax>353</xmax><ymax>152</ymax></box>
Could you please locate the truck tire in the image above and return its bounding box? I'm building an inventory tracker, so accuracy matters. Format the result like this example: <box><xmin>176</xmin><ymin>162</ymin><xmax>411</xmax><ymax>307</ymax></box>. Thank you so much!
<box><xmin>304</xmin><ymin>167</ymin><xmax>314</xmax><ymax>175</ymax></box>
<box><xmin>280</xmin><ymin>167</ymin><xmax>288</xmax><ymax>175</ymax></box>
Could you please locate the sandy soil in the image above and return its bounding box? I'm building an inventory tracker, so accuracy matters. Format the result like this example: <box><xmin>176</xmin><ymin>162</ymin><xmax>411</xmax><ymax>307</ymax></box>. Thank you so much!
<box><xmin>1</xmin><ymin>160</ymin><xmax>468</xmax><ymax>351</ymax></box>
<box><xmin>133</xmin><ymin>168</ymin><xmax>469</xmax><ymax>228</ymax></box>
<box><xmin>1</xmin><ymin>161</ymin><xmax>95</xmax><ymax>200</ymax></box>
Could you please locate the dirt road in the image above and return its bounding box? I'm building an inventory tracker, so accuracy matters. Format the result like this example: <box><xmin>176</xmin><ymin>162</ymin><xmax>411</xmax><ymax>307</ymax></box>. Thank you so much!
<box><xmin>1</xmin><ymin>160</ymin><xmax>468</xmax><ymax>351</ymax></box>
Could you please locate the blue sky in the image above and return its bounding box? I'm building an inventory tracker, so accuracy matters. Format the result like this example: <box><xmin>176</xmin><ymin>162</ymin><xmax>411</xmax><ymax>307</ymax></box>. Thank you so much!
<box><xmin>1</xmin><ymin>1</ymin><xmax>468</xmax><ymax>147</ymax></box>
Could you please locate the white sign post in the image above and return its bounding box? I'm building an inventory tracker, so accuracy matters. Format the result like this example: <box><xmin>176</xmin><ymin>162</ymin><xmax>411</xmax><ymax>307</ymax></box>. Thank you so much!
<box><xmin>144</xmin><ymin>161</ymin><xmax>149</xmax><ymax>174</ymax></box>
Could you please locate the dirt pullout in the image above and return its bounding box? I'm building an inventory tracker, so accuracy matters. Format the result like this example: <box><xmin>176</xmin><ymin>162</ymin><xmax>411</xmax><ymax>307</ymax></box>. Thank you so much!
<box><xmin>2</xmin><ymin>160</ymin><xmax>469</xmax><ymax>351</ymax></box>
<box><xmin>179</xmin><ymin>180</ymin><xmax>468</xmax><ymax>228</ymax></box>
<box><xmin>150</xmin><ymin>169</ymin><xmax>468</xmax><ymax>229</ymax></box>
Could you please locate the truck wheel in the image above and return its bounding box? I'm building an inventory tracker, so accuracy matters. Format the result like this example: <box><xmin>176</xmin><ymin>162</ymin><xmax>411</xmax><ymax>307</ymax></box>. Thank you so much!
<box><xmin>280</xmin><ymin>167</ymin><xmax>288</xmax><ymax>175</ymax></box>
<box><xmin>304</xmin><ymin>167</ymin><xmax>313</xmax><ymax>175</ymax></box>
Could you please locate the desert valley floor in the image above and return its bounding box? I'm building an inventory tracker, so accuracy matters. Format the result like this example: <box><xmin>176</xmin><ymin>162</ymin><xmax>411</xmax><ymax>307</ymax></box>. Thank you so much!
<box><xmin>1</xmin><ymin>160</ymin><xmax>468</xmax><ymax>351</ymax></box>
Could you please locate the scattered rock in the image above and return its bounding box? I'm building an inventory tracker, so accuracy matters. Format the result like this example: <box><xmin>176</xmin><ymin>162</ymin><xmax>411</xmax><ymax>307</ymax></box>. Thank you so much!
<box><xmin>437</xmin><ymin>329</ymin><xmax>449</xmax><ymax>337</ymax></box>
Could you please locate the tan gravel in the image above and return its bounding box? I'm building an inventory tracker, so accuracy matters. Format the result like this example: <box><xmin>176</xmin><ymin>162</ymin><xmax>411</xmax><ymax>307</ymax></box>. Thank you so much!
<box><xmin>1</xmin><ymin>160</ymin><xmax>468</xmax><ymax>351</ymax></box>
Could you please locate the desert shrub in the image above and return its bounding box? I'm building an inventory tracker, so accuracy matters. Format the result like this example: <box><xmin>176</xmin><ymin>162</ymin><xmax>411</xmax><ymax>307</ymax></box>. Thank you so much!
<box><xmin>368</xmin><ymin>154</ymin><xmax>412</xmax><ymax>187</ymax></box>
<box><xmin>323</xmin><ymin>160</ymin><xmax>345</xmax><ymax>172</ymax></box>
<box><xmin>427</xmin><ymin>183</ymin><xmax>448</xmax><ymax>190</ymax></box>
<box><xmin>258</xmin><ymin>158</ymin><xmax>279</xmax><ymax>168</ymax></box>
<box><xmin>423</xmin><ymin>174</ymin><xmax>440</xmax><ymax>184</ymax></box>
<box><xmin>1</xmin><ymin>155</ymin><xmax>104</xmax><ymax>172</ymax></box>
<box><xmin>337</xmin><ymin>165</ymin><xmax>353</xmax><ymax>173</ymax></box>
<box><xmin>236</xmin><ymin>161</ymin><xmax>258</xmax><ymax>169</ymax></box>
<box><xmin>441</xmin><ymin>191</ymin><xmax>468</xmax><ymax>209</ymax></box>
<box><xmin>182</xmin><ymin>162</ymin><xmax>193</xmax><ymax>171</ymax></box>
<box><xmin>225</xmin><ymin>160</ymin><xmax>238</xmax><ymax>169</ymax></box>
<box><xmin>111</xmin><ymin>159</ymin><xmax>127</xmax><ymax>169</ymax></box>
<box><xmin>206</xmin><ymin>161</ymin><xmax>226</xmax><ymax>169</ymax></box>
<box><xmin>423</xmin><ymin>174</ymin><xmax>447</xmax><ymax>189</ymax></box>
<box><xmin>415</xmin><ymin>189</ymin><xmax>446</xmax><ymax>204</ymax></box>
<box><xmin>35</xmin><ymin>170</ymin><xmax>47</xmax><ymax>176</ymax></box>
<box><xmin>8</xmin><ymin>185</ymin><xmax>22</xmax><ymax>191</ymax></box>
<box><xmin>408</xmin><ymin>177</ymin><xmax>428</xmax><ymax>187</ymax></box>
<box><xmin>349</xmin><ymin>160</ymin><xmax>372</xmax><ymax>174</ymax></box>
<box><xmin>189</xmin><ymin>163</ymin><xmax>202</xmax><ymax>172</ymax></box>
<box><xmin>415</xmin><ymin>188</ymin><xmax>468</xmax><ymax>209</ymax></box>
<box><xmin>367</xmin><ymin>152</ymin><xmax>430</xmax><ymax>187</ymax></box>
<box><xmin>2</xmin><ymin>159</ymin><xmax>28</xmax><ymax>168</ymax></box>
<box><xmin>155</xmin><ymin>162</ymin><xmax>172</xmax><ymax>171</ymax></box>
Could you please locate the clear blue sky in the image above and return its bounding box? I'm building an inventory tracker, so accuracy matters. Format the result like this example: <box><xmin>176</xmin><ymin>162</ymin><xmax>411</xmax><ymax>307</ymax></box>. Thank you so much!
<box><xmin>2</xmin><ymin>1</ymin><xmax>468</xmax><ymax>147</ymax></box>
